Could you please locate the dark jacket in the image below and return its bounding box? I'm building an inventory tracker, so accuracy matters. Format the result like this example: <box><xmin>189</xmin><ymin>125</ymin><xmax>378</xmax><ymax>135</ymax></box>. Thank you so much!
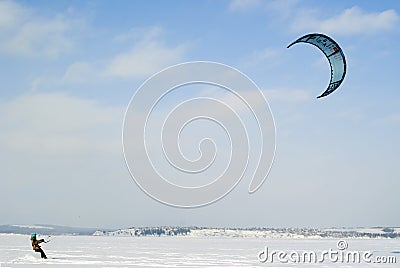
<box><xmin>31</xmin><ymin>238</ymin><xmax>45</xmax><ymax>250</ymax></box>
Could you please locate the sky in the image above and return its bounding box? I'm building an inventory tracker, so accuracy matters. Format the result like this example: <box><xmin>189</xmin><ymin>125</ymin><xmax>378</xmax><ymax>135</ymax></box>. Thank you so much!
<box><xmin>0</xmin><ymin>0</ymin><xmax>399</xmax><ymax>229</ymax></box>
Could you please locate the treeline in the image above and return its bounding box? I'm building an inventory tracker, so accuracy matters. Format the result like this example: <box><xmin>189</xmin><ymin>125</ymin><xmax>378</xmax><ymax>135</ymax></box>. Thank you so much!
<box><xmin>93</xmin><ymin>226</ymin><xmax>400</xmax><ymax>239</ymax></box>
<box><xmin>94</xmin><ymin>226</ymin><xmax>191</xmax><ymax>237</ymax></box>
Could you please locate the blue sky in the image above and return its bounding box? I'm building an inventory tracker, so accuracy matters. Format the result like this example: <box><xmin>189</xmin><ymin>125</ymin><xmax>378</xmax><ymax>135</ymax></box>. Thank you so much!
<box><xmin>0</xmin><ymin>0</ymin><xmax>399</xmax><ymax>228</ymax></box>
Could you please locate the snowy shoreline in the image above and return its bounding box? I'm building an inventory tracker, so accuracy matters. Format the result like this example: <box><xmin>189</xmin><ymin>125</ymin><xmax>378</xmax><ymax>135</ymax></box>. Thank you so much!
<box><xmin>94</xmin><ymin>226</ymin><xmax>400</xmax><ymax>239</ymax></box>
<box><xmin>1</xmin><ymin>224</ymin><xmax>399</xmax><ymax>239</ymax></box>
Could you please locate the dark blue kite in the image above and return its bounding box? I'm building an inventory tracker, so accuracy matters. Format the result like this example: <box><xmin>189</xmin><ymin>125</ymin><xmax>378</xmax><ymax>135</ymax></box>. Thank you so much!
<box><xmin>287</xmin><ymin>33</ymin><xmax>347</xmax><ymax>98</ymax></box>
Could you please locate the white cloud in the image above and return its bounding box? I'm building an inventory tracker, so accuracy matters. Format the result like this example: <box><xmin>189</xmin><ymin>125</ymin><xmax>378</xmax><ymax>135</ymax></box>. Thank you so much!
<box><xmin>0</xmin><ymin>93</ymin><xmax>123</xmax><ymax>156</ymax></box>
<box><xmin>0</xmin><ymin>0</ymin><xmax>30</xmax><ymax>29</ymax></box>
<box><xmin>63</xmin><ymin>27</ymin><xmax>187</xmax><ymax>82</ymax></box>
<box><xmin>63</xmin><ymin>61</ymin><xmax>101</xmax><ymax>83</ymax></box>
<box><xmin>228</xmin><ymin>0</ymin><xmax>261</xmax><ymax>12</ymax></box>
<box><xmin>0</xmin><ymin>0</ymin><xmax>79</xmax><ymax>57</ymax></box>
<box><xmin>291</xmin><ymin>6</ymin><xmax>399</xmax><ymax>35</ymax></box>
<box><xmin>0</xmin><ymin>92</ymin><xmax>133</xmax><ymax>226</ymax></box>
<box><xmin>105</xmin><ymin>40</ymin><xmax>186</xmax><ymax>79</ymax></box>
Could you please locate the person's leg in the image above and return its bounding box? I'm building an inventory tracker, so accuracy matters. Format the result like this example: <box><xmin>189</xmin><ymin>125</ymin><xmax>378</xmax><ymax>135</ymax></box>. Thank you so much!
<box><xmin>39</xmin><ymin>248</ymin><xmax>47</xmax><ymax>259</ymax></box>
<box><xmin>34</xmin><ymin>249</ymin><xmax>41</xmax><ymax>257</ymax></box>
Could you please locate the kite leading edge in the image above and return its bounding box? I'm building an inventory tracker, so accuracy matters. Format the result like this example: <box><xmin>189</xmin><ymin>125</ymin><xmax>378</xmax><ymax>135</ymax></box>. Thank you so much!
<box><xmin>287</xmin><ymin>33</ymin><xmax>347</xmax><ymax>98</ymax></box>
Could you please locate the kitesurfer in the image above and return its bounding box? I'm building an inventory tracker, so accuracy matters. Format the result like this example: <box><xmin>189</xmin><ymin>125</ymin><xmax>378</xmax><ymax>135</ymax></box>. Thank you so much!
<box><xmin>30</xmin><ymin>233</ymin><xmax>47</xmax><ymax>259</ymax></box>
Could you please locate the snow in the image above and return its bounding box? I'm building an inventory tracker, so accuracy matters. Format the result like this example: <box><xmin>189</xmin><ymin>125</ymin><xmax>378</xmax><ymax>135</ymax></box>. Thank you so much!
<box><xmin>0</xmin><ymin>234</ymin><xmax>398</xmax><ymax>267</ymax></box>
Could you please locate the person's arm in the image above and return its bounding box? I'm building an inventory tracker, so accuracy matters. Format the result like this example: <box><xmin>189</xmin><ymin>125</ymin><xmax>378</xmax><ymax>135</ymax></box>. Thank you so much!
<box><xmin>37</xmin><ymin>239</ymin><xmax>45</xmax><ymax>244</ymax></box>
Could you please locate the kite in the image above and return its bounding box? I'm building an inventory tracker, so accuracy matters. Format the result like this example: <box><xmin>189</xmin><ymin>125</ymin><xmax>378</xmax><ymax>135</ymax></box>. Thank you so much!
<box><xmin>287</xmin><ymin>33</ymin><xmax>347</xmax><ymax>98</ymax></box>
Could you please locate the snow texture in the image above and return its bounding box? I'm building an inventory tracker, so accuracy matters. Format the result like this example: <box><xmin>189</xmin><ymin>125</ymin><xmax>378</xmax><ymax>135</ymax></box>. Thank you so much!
<box><xmin>0</xmin><ymin>234</ymin><xmax>399</xmax><ymax>267</ymax></box>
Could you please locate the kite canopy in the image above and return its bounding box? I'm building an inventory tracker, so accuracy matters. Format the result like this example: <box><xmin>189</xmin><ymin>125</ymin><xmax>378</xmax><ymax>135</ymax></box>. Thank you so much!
<box><xmin>287</xmin><ymin>33</ymin><xmax>347</xmax><ymax>98</ymax></box>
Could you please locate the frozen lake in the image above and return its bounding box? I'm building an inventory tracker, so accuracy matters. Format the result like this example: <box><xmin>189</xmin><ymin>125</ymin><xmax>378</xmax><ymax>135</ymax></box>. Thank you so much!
<box><xmin>0</xmin><ymin>234</ymin><xmax>399</xmax><ymax>267</ymax></box>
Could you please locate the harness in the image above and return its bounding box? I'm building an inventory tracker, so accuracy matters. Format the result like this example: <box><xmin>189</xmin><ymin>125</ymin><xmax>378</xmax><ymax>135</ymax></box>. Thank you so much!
<box><xmin>31</xmin><ymin>239</ymin><xmax>41</xmax><ymax>250</ymax></box>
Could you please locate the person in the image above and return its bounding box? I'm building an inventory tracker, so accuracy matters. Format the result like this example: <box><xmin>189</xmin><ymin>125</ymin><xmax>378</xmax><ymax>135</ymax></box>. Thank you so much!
<box><xmin>30</xmin><ymin>233</ymin><xmax>47</xmax><ymax>259</ymax></box>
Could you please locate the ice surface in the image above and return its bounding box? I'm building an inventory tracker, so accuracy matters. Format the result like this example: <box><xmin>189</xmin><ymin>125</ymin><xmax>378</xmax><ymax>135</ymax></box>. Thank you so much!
<box><xmin>0</xmin><ymin>234</ymin><xmax>398</xmax><ymax>267</ymax></box>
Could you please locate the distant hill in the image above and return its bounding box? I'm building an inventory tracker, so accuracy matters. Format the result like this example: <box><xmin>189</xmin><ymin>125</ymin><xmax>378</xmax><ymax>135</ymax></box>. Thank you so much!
<box><xmin>2</xmin><ymin>224</ymin><xmax>400</xmax><ymax>239</ymax></box>
<box><xmin>0</xmin><ymin>224</ymin><xmax>101</xmax><ymax>235</ymax></box>
<box><xmin>94</xmin><ymin>226</ymin><xmax>400</xmax><ymax>239</ymax></box>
